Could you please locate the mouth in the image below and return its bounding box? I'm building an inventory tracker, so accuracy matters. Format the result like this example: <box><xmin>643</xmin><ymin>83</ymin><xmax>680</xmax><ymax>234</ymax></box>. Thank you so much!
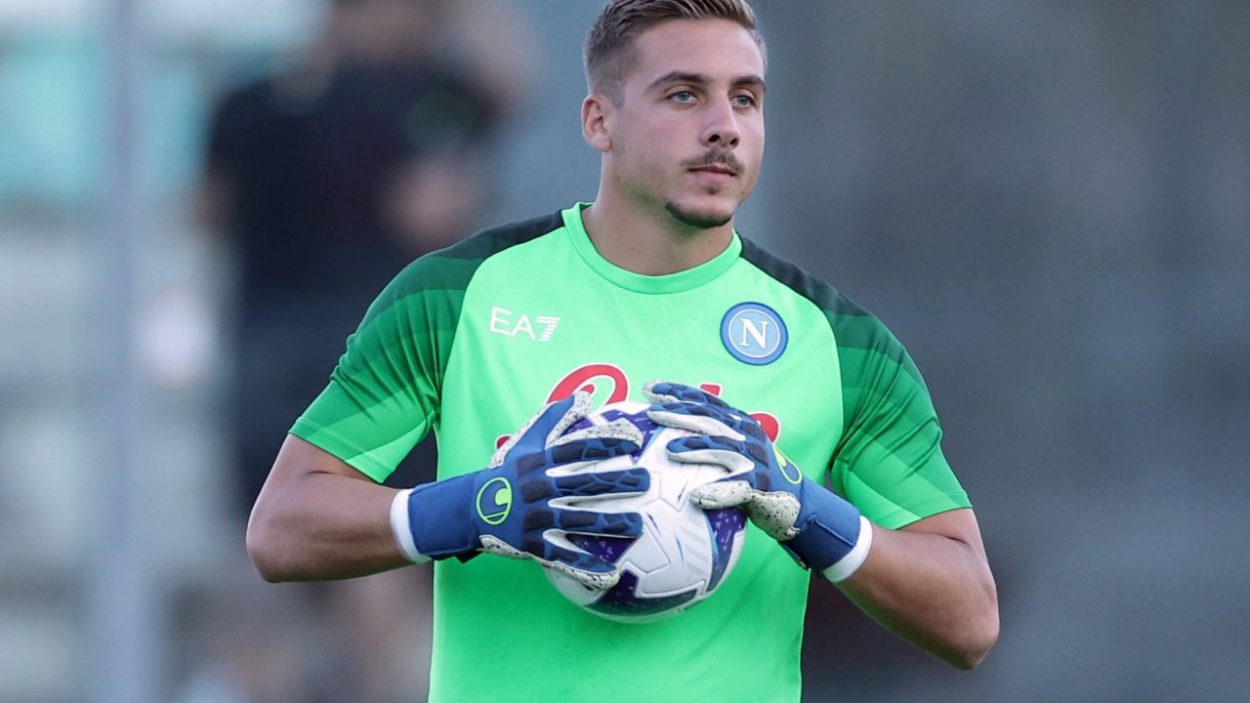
<box><xmin>688</xmin><ymin>164</ymin><xmax>738</xmax><ymax>176</ymax></box>
<box><xmin>688</xmin><ymin>165</ymin><xmax>739</xmax><ymax>183</ymax></box>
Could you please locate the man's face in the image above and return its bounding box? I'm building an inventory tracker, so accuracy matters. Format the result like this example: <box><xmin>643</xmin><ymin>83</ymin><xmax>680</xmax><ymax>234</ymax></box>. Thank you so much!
<box><xmin>601</xmin><ymin>18</ymin><xmax>766</xmax><ymax>230</ymax></box>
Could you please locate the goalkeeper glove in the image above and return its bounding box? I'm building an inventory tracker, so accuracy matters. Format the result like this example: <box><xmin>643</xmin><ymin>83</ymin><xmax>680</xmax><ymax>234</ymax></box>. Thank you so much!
<box><xmin>644</xmin><ymin>381</ymin><xmax>873</xmax><ymax>583</ymax></box>
<box><xmin>390</xmin><ymin>392</ymin><xmax>650</xmax><ymax>590</ymax></box>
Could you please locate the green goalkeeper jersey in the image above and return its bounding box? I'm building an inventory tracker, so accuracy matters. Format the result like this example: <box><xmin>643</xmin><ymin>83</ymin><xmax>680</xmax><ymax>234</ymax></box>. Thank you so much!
<box><xmin>292</xmin><ymin>203</ymin><xmax>971</xmax><ymax>703</ymax></box>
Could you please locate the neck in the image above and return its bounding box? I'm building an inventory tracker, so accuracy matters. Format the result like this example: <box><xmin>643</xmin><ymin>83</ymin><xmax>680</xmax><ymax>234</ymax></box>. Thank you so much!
<box><xmin>581</xmin><ymin>190</ymin><xmax>734</xmax><ymax>276</ymax></box>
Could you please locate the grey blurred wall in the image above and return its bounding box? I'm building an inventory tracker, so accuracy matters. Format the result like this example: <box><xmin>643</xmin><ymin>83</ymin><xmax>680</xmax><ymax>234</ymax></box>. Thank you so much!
<box><xmin>753</xmin><ymin>3</ymin><xmax>1250</xmax><ymax>701</ymax></box>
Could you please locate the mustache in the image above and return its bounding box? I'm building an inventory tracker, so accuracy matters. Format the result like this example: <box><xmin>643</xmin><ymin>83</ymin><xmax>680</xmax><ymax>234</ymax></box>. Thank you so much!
<box><xmin>683</xmin><ymin>150</ymin><xmax>743</xmax><ymax>175</ymax></box>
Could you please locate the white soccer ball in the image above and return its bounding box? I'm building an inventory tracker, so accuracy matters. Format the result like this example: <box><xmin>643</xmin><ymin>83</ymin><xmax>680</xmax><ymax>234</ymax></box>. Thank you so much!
<box><xmin>545</xmin><ymin>401</ymin><xmax>748</xmax><ymax>622</ymax></box>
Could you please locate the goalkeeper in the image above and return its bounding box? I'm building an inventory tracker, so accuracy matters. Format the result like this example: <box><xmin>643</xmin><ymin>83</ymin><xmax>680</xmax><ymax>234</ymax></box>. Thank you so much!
<box><xmin>246</xmin><ymin>1</ymin><xmax>998</xmax><ymax>701</ymax></box>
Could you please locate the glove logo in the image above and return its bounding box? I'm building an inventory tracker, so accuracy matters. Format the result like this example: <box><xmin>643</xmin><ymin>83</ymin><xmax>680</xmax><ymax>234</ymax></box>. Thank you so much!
<box><xmin>721</xmin><ymin>302</ymin><xmax>787</xmax><ymax>366</ymax></box>
<box><xmin>775</xmin><ymin>446</ymin><xmax>804</xmax><ymax>485</ymax></box>
<box><xmin>475</xmin><ymin>477</ymin><xmax>513</xmax><ymax>525</ymax></box>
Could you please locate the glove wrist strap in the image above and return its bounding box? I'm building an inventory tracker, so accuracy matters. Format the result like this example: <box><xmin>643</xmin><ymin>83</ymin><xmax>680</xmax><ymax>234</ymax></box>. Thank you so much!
<box><xmin>821</xmin><ymin>516</ymin><xmax>873</xmax><ymax>583</ymax></box>
<box><xmin>398</xmin><ymin>473</ymin><xmax>481</xmax><ymax>560</ymax></box>
<box><xmin>784</xmin><ymin>479</ymin><xmax>870</xmax><ymax>577</ymax></box>
<box><xmin>389</xmin><ymin>489</ymin><xmax>428</xmax><ymax>564</ymax></box>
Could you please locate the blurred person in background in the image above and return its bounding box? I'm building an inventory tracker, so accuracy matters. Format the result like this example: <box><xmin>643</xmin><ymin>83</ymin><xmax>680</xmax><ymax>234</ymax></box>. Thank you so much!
<box><xmin>195</xmin><ymin>0</ymin><xmax>530</xmax><ymax>700</ymax></box>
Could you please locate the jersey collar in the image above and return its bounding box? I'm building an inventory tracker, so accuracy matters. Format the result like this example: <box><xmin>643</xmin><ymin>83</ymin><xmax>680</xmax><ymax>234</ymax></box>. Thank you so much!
<box><xmin>562</xmin><ymin>203</ymin><xmax>742</xmax><ymax>295</ymax></box>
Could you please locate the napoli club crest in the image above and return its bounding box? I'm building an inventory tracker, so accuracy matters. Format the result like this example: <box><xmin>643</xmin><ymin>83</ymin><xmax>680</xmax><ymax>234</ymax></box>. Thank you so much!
<box><xmin>720</xmin><ymin>302</ymin><xmax>787</xmax><ymax>365</ymax></box>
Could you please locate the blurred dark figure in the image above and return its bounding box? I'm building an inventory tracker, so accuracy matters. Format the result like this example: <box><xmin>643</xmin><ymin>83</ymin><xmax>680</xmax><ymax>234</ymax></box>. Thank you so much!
<box><xmin>194</xmin><ymin>1</ymin><xmax>530</xmax><ymax>700</ymax></box>
<box><xmin>201</xmin><ymin>0</ymin><xmax>514</xmax><ymax>509</ymax></box>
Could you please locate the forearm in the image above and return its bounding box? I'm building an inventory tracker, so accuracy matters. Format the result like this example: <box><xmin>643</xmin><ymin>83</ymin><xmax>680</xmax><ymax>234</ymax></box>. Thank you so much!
<box><xmin>836</xmin><ymin>516</ymin><xmax>999</xmax><ymax>669</ymax></box>
<box><xmin>247</xmin><ymin>448</ymin><xmax>412</xmax><ymax>581</ymax></box>
<box><xmin>640</xmin><ymin>384</ymin><xmax>998</xmax><ymax>665</ymax></box>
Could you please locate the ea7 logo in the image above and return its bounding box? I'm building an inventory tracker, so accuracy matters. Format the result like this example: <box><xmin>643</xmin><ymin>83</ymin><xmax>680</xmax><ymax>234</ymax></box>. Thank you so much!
<box><xmin>489</xmin><ymin>306</ymin><xmax>560</xmax><ymax>342</ymax></box>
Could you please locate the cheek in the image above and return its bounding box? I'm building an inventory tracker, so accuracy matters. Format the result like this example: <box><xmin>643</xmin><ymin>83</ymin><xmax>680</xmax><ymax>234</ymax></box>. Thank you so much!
<box><xmin>743</xmin><ymin>123</ymin><xmax>765</xmax><ymax>174</ymax></box>
<box><xmin>745</xmin><ymin>119</ymin><xmax>765</xmax><ymax>155</ymax></box>
<box><xmin>616</xmin><ymin>130</ymin><xmax>671</xmax><ymax>179</ymax></box>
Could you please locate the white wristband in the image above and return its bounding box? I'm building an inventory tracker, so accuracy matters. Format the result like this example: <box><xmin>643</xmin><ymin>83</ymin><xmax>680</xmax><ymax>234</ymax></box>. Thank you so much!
<box><xmin>820</xmin><ymin>516</ymin><xmax>873</xmax><ymax>583</ymax></box>
<box><xmin>389</xmin><ymin>489</ymin><xmax>430</xmax><ymax>564</ymax></box>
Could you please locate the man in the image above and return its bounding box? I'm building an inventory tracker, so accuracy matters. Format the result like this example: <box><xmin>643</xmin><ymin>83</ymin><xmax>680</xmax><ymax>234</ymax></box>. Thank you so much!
<box><xmin>204</xmin><ymin>2</ymin><xmax>527</xmax><ymax>699</ymax></box>
<box><xmin>247</xmin><ymin>1</ymin><xmax>999</xmax><ymax>701</ymax></box>
<box><xmin>202</xmin><ymin>0</ymin><xmax>507</xmax><ymax>516</ymax></box>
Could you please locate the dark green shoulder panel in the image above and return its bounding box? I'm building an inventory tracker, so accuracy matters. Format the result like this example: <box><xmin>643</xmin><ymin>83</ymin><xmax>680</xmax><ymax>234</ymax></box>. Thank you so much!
<box><xmin>358</xmin><ymin>210</ymin><xmax>565</xmax><ymax>327</ymax></box>
<box><xmin>738</xmin><ymin>238</ymin><xmax>926</xmax><ymax>428</ymax></box>
<box><xmin>739</xmin><ymin>238</ymin><xmax>965</xmax><ymax>525</ymax></box>
<box><xmin>297</xmin><ymin>211</ymin><xmax>565</xmax><ymax>479</ymax></box>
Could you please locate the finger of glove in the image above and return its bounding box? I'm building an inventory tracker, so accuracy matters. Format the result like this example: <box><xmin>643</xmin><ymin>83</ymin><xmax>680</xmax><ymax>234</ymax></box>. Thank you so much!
<box><xmin>670</xmin><ymin>433</ymin><xmax>773</xmax><ymax>470</ymax></box>
<box><xmin>553</xmin><ymin>417</ymin><xmax>644</xmax><ymax>448</ymax></box>
<box><xmin>648</xmin><ymin>398</ymin><xmax>738</xmax><ymax>423</ymax></box>
<box><xmin>541</xmin><ymin>553</ymin><xmax>622</xmax><ymax>591</ymax></box>
<box><xmin>479</xmin><ymin>535</ymin><xmax>621</xmax><ymax>590</ymax></box>
<box><xmin>540</xmin><ymin>391</ymin><xmax>594</xmax><ymax>448</ymax></box>
<box><xmin>550</xmin><ymin>467</ymin><xmax>650</xmax><ymax>499</ymax></box>
<box><xmin>541</xmin><ymin>509</ymin><xmax>645</xmax><ymax>539</ymax></box>
<box><xmin>479</xmin><ymin>534</ymin><xmax>529</xmax><ymax>561</ymax></box>
<box><xmin>511</xmin><ymin>446</ymin><xmax>642</xmax><ymax>505</ymax></box>
<box><xmin>745</xmin><ymin>491</ymin><xmax>803</xmax><ymax>541</ymax></box>
<box><xmin>647</xmin><ymin>405</ymin><xmax>742</xmax><ymax>440</ymax></box>
<box><xmin>491</xmin><ymin>393</ymin><xmax>590</xmax><ymax>468</ymax></box>
<box><xmin>643</xmin><ymin>380</ymin><xmax>730</xmax><ymax>408</ymax></box>
<box><xmin>541</xmin><ymin>438</ymin><xmax>641</xmax><ymax>473</ymax></box>
<box><xmin>664</xmin><ymin>435</ymin><xmax>760</xmax><ymax>476</ymax></box>
<box><xmin>690</xmin><ymin>479</ymin><xmax>755</xmax><ymax>510</ymax></box>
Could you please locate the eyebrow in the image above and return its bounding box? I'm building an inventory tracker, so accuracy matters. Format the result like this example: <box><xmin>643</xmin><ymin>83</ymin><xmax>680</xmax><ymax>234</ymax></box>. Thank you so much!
<box><xmin>646</xmin><ymin>71</ymin><xmax>767</xmax><ymax>94</ymax></box>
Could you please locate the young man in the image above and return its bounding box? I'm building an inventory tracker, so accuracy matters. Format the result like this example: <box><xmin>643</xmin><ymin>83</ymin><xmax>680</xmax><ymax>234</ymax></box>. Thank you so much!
<box><xmin>247</xmin><ymin>1</ymin><xmax>999</xmax><ymax>701</ymax></box>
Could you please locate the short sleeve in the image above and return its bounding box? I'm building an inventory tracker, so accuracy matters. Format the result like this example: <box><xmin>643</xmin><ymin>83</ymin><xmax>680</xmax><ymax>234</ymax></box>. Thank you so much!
<box><xmin>828</xmin><ymin>310</ymin><xmax>971</xmax><ymax>529</ymax></box>
<box><xmin>290</xmin><ymin>255</ymin><xmax>465</xmax><ymax>482</ymax></box>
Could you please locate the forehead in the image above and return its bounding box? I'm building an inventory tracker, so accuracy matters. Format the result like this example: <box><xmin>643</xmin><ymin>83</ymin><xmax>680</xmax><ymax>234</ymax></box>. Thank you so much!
<box><xmin>625</xmin><ymin>18</ymin><xmax>765</xmax><ymax>89</ymax></box>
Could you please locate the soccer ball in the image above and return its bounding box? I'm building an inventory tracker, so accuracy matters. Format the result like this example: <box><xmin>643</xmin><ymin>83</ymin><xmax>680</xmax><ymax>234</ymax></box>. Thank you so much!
<box><xmin>544</xmin><ymin>401</ymin><xmax>748</xmax><ymax>622</ymax></box>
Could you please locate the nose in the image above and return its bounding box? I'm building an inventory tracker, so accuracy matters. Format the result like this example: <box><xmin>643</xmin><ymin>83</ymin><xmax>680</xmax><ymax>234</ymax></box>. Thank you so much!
<box><xmin>702</xmin><ymin>97</ymin><xmax>740</xmax><ymax>149</ymax></box>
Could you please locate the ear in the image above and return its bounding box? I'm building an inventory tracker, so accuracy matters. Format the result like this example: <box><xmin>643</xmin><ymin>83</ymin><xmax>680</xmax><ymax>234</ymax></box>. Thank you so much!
<box><xmin>581</xmin><ymin>94</ymin><xmax>613</xmax><ymax>153</ymax></box>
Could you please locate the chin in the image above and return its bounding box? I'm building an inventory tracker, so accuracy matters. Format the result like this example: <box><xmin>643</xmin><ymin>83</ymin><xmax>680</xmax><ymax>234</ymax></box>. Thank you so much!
<box><xmin>663</xmin><ymin>199</ymin><xmax>736</xmax><ymax>230</ymax></box>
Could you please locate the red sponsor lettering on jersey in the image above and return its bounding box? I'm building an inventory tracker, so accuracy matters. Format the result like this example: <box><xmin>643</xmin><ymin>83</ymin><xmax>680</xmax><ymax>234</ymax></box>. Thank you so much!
<box><xmin>537</xmin><ymin>365</ymin><xmax>781</xmax><ymax>441</ymax></box>
<box><xmin>547</xmin><ymin>363</ymin><xmax>629</xmax><ymax>404</ymax></box>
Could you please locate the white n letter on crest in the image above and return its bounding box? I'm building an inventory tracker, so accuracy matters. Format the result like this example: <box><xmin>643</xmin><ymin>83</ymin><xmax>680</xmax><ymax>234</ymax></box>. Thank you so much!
<box><xmin>740</xmin><ymin>319</ymin><xmax>770</xmax><ymax>348</ymax></box>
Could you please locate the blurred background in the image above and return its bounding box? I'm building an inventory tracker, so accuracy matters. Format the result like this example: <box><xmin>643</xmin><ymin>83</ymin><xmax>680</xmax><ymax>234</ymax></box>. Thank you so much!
<box><xmin>1</xmin><ymin>1</ymin><xmax>1248</xmax><ymax>701</ymax></box>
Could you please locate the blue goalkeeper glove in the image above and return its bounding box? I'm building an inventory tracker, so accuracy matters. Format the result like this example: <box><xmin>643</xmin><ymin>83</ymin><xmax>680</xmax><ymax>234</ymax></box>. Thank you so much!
<box><xmin>644</xmin><ymin>381</ymin><xmax>873</xmax><ymax>582</ymax></box>
<box><xmin>390</xmin><ymin>392</ymin><xmax>650</xmax><ymax>590</ymax></box>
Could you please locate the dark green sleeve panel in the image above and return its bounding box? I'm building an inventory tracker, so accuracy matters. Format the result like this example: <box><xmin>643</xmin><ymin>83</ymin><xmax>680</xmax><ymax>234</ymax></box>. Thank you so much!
<box><xmin>290</xmin><ymin>211</ymin><xmax>564</xmax><ymax>481</ymax></box>
<box><xmin>739</xmin><ymin>239</ymin><xmax>971</xmax><ymax>529</ymax></box>
<box><xmin>288</xmin><ymin>253</ymin><xmax>468</xmax><ymax>481</ymax></box>
<box><xmin>826</xmin><ymin>297</ymin><xmax>970</xmax><ymax>528</ymax></box>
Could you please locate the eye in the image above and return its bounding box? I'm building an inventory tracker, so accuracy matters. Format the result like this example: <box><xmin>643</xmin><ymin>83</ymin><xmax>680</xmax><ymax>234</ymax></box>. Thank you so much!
<box><xmin>732</xmin><ymin>94</ymin><xmax>758</xmax><ymax>108</ymax></box>
<box><xmin>669</xmin><ymin>90</ymin><xmax>697</xmax><ymax>103</ymax></box>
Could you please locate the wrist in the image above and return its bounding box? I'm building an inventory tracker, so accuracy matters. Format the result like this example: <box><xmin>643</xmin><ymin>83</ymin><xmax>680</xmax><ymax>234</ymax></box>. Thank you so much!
<box><xmin>820</xmin><ymin>516</ymin><xmax>873</xmax><ymax>583</ymax></box>
<box><xmin>784</xmin><ymin>479</ymin><xmax>869</xmax><ymax>578</ymax></box>
<box><xmin>396</xmin><ymin>473</ymin><xmax>481</xmax><ymax>560</ymax></box>
<box><xmin>389</xmin><ymin>489</ymin><xmax>429</xmax><ymax>563</ymax></box>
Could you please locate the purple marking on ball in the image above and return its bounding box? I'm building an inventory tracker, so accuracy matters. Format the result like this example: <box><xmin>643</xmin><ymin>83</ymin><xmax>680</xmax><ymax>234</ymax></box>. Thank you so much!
<box><xmin>705</xmin><ymin>507</ymin><xmax>747</xmax><ymax>591</ymax></box>
<box><xmin>567</xmin><ymin>535</ymin><xmax>697</xmax><ymax>616</ymax></box>
<box><xmin>587</xmin><ymin>570</ymin><xmax>699</xmax><ymax>617</ymax></box>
